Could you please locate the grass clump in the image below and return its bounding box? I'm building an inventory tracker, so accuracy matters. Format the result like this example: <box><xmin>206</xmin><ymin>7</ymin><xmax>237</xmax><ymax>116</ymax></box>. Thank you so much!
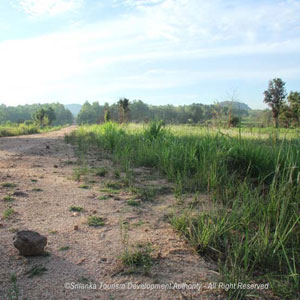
<box><xmin>26</xmin><ymin>265</ymin><xmax>47</xmax><ymax>278</ymax></box>
<box><xmin>121</xmin><ymin>242</ymin><xmax>153</xmax><ymax>274</ymax></box>
<box><xmin>2</xmin><ymin>183</ymin><xmax>16</xmax><ymax>188</ymax></box>
<box><xmin>3</xmin><ymin>195</ymin><xmax>15</xmax><ymax>202</ymax></box>
<box><xmin>3</xmin><ymin>208</ymin><xmax>15</xmax><ymax>219</ymax></box>
<box><xmin>31</xmin><ymin>188</ymin><xmax>43</xmax><ymax>192</ymax></box>
<box><xmin>7</xmin><ymin>273</ymin><xmax>19</xmax><ymax>300</ymax></box>
<box><xmin>127</xmin><ymin>199</ymin><xmax>141</xmax><ymax>207</ymax></box>
<box><xmin>78</xmin><ymin>184</ymin><xmax>89</xmax><ymax>189</ymax></box>
<box><xmin>87</xmin><ymin>216</ymin><xmax>105</xmax><ymax>227</ymax></box>
<box><xmin>69</xmin><ymin>206</ymin><xmax>83</xmax><ymax>212</ymax></box>
<box><xmin>95</xmin><ymin>167</ymin><xmax>107</xmax><ymax>177</ymax></box>
<box><xmin>59</xmin><ymin>246</ymin><xmax>70</xmax><ymax>251</ymax></box>
<box><xmin>98</xmin><ymin>195</ymin><xmax>111</xmax><ymax>200</ymax></box>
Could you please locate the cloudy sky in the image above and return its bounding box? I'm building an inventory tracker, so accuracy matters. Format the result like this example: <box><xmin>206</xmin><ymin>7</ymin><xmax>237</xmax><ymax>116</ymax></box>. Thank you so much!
<box><xmin>0</xmin><ymin>0</ymin><xmax>299</xmax><ymax>108</ymax></box>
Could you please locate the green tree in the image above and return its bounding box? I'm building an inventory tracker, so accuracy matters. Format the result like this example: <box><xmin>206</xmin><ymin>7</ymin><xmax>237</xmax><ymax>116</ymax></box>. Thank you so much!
<box><xmin>263</xmin><ymin>78</ymin><xmax>287</xmax><ymax>128</ymax></box>
<box><xmin>118</xmin><ymin>98</ymin><xmax>130</xmax><ymax>123</ymax></box>
<box><xmin>287</xmin><ymin>91</ymin><xmax>300</xmax><ymax>126</ymax></box>
<box><xmin>33</xmin><ymin>107</ymin><xmax>56</xmax><ymax>126</ymax></box>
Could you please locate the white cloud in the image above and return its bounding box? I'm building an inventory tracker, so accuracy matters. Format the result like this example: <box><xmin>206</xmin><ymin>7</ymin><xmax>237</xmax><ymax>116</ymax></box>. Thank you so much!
<box><xmin>1</xmin><ymin>0</ymin><xmax>300</xmax><ymax>106</ymax></box>
<box><xmin>16</xmin><ymin>0</ymin><xmax>83</xmax><ymax>16</ymax></box>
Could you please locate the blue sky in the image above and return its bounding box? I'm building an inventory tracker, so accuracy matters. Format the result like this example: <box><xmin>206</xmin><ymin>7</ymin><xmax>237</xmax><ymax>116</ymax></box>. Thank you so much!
<box><xmin>0</xmin><ymin>0</ymin><xmax>300</xmax><ymax>109</ymax></box>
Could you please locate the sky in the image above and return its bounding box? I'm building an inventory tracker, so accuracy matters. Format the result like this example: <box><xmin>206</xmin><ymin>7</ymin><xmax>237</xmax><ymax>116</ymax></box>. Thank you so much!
<box><xmin>0</xmin><ymin>0</ymin><xmax>300</xmax><ymax>109</ymax></box>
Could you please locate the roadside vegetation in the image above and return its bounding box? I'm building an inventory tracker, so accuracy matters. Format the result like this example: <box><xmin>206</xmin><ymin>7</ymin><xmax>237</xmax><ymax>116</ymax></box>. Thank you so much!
<box><xmin>66</xmin><ymin>121</ymin><xmax>300</xmax><ymax>299</ymax></box>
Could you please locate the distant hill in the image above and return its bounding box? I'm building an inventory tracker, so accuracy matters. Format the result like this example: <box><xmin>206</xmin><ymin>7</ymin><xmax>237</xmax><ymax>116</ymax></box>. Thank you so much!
<box><xmin>219</xmin><ymin>101</ymin><xmax>251</xmax><ymax>111</ymax></box>
<box><xmin>64</xmin><ymin>104</ymin><xmax>82</xmax><ymax>116</ymax></box>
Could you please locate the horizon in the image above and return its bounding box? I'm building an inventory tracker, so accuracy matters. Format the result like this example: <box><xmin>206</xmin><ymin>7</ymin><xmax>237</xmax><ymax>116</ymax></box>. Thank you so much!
<box><xmin>1</xmin><ymin>1</ymin><xmax>300</xmax><ymax>110</ymax></box>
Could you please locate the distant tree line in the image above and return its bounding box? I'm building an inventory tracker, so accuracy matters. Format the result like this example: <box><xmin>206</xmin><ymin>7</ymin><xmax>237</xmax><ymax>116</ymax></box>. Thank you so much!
<box><xmin>77</xmin><ymin>99</ymin><xmax>252</xmax><ymax>126</ymax></box>
<box><xmin>0</xmin><ymin>103</ymin><xmax>73</xmax><ymax>126</ymax></box>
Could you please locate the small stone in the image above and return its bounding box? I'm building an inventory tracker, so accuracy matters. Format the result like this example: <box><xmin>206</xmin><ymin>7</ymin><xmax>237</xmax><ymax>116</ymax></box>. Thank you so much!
<box><xmin>100</xmin><ymin>257</ymin><xmax>107</xmax><ymax>262</ymax></box>
<box><xmin>13</xmin><ymin>230</ymin><xmax>47</xmax><ymax>256</ymax></box>
<box><xmin>74</xmin><ymin>225</ymin><xmax>79</xmax><ymax>230</ymax></box>
<box><xmin>46</xmin><ymin>145</ymin><xmax>50</xmax><ymax>149</ymax></box>
<box><xmin>73</xmin><ymin>212</ymin><xmax>80</xmax><ymax>217</ymax></box>
<box><xmin>54</xmin><ymin>165</ymin><xmax>58</xmax><ymax>168</ymax></box>
<box><xmin>77</xmin><ymin>258</ymin><xmax>86</xmax><ymax>265</ymax></box>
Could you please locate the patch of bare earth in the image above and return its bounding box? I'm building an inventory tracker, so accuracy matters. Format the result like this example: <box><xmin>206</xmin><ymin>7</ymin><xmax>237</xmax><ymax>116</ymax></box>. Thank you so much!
<box><xmin>0</xmin><ymin>127</ymin><xmax>223</xmax><ymax>300</ymax></box>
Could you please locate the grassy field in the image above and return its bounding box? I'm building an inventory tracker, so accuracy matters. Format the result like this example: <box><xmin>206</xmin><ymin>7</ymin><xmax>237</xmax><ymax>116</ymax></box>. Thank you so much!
<box><xmin>66</xmin><ymin>122</ymin><xmax>300</xmax><ymax>300</ymax></box>
<box><xmin>0</xmin><ymin>123</ymin><xmax>64</xmax><ymax>137</ymax></box>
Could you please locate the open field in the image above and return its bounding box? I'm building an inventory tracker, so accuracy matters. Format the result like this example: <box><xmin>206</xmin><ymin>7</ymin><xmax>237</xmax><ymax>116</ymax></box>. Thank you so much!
<box><xmin>65</xmin><ymin>122</ymin><xmax>300</xmax><ymax>299</ymax></box>
<box><xmin>0</xmin><ymin>123</ymin><xmax>63</xmax><ymax>137</ymax></box>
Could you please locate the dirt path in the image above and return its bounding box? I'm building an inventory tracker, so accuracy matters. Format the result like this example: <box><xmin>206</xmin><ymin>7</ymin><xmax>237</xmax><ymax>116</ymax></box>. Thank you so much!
<box><xmin>0</xmin><ymin>127</ymin><xmax>221</xmax><ymax>300</ymax></box>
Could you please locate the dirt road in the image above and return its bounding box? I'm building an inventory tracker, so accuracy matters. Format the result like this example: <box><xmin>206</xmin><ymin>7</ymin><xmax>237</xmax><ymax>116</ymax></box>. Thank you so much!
<box><xmin>0</xmin><ymin>127</ymin><xmax>220</xmax><ymax>300</ymax></box>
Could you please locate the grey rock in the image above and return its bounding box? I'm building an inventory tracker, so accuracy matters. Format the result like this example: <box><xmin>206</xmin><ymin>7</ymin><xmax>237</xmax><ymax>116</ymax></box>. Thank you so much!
<box><xmin>13</xmin><ymin>230</ymin><xmax>47</xmax><ymax>256</ymax></box>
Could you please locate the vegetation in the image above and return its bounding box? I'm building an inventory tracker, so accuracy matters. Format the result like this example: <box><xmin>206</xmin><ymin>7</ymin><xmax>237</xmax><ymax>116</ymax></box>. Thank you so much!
<box><xmin>0</xmin><ymin>103</ymin><xmax>73</xmax><ymax>125</ymax></box>
<box><xmin>87</xmin><ymin>216</ymin><xmax>105</xmax><ymax>227</ymax></box>
<box><xmin>66</xmin><ymin>121</ymin><xmax>300</xmax><ymax>299</ymax></box>
<box><xmin>69</xmin><ymin>206</ymin><xmax>83</xmax><ymax>212</ymax></box>
<box><xmin>264</xmin><ymin>78</ymin><xmax>287</xmax><ymax>128</ymax></box>
<box><xmin>120</xmin><ymin>224</ymin><xmax>153</xmax><ymax>274</ymax></box>
<box><xmin>3</xmin><ymin>208</ymin><xmax>16</xmax><ymax>219</ymax></box>
<box><xmin>26</xmin><ymin>265</ymin><xmax>47</xmax><ymax>278</ymax></box>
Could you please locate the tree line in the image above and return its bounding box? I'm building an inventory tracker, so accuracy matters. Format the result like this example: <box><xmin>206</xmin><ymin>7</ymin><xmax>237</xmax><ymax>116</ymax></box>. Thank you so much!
<box><xmin>0</xmin><ymin>103</ymin><xmax>73</xmax><ymax>126</ymax></box>
<box><xmin>77</xmin><ymin>99</ymin><xmax>252</xmax><ymax>126</ymax></box>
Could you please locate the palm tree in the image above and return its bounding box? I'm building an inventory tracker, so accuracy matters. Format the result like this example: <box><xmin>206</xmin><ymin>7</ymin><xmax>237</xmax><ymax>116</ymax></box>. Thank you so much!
<box><xmin>118</xmin><ymin>98</ymin><xmax>130</xmax><ymax>123</ymax></box>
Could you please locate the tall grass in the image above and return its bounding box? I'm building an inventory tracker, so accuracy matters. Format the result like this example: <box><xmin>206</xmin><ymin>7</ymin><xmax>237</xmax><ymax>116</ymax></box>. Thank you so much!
<box><xmin>0</xmin><ymin>123</ymin><xmax>63</xmax><ymax>137</ymax></box>
<box><xmin>66</xmin><ymin>122</ymin><xmax>300</xmax><ymax>299</ymax></box>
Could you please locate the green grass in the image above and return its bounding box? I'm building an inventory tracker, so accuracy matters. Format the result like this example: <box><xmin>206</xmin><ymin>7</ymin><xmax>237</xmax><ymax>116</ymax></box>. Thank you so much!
<box><xmin>69</xmin><ymin>206</ymin><xmax>83</xmax><ymax>212</ymax></box>
<box><xmin>121</xmin><ymin>242</ymin><xmax>153</xmax><ymax>274</ymax></box>
<box><xmin>98</xmin><ymin>195</ymin><xmax>111</xmax><ymax>200</ymax></box>
<box><xmin>59</xmin><ymin>246</ymin><xmax>70</xmax><ymax>251</ymax></box>
<box><xmin>66</xmin><ymin>122</ymin><xmax>300</xmax><ymax>299</ymax></box>
<box><xmin>3</xmin><ymin>208</ymin><xmax>15</xmax><ymax>219</ymax></box>
<box><xmin>7</xmin><ymin>273</ymin><xmax>19</xmax><ymax>300</ymax></box>
<box><xmin>0</xmin><ymin>123</ymin><xmax>62</xmax><ymax>137</ymax></box>
<box><xmin>26</xmin><ymin>265</ymin><xmax>47</xmax><ymax>278</ymax></box>
<box><xmin>3</xmin><ymin>195</ymin><xmax>15</xmax><ymax>202</ymax></box>
<box><xmin>1</xmin><ymin>183</ymin><xmax>16</xmax><ymax>188</ymax></box>
<box><xmin>94</xmin><ymin>167</ymin><xmax>107</xmax><ymax>177</ymax></box>
<box><xmin>31</xmin><ymin>188</ymin><xmax>43</xmax><ymax>192</ymax></box>
<box><xmin>87</xmin><ymin>216</ymin><xmax>105</xmax><ymax>227</ymax></box>
<box><xmin>127</xmin><ymin>199</ymin><xmax>141</xmax><ymax>207</ymax></box>
<box><xmin>78</xmin><ymin>184</ymin><xmax>89</xmax><ymax>189</ymax></box>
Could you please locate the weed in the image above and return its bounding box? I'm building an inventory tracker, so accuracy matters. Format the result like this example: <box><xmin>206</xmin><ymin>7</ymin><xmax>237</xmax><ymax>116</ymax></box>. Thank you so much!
<box><xmin>105</xmin><ymin>181</ymin><xmax>122</xmax><ymax>190</ymax></box>
<box><xmin>121</xmin><ymin>243</ymin><xmax>153</xmax><ymax>274</ymax></box>
<box><xmin>59</xmin><ymin>246</ymin><xmax>70</xmax><ymax>251</ymax></box>
<box><xmin>32</xmin><ymin>188</ymin><xmax>43</xmax><ymax>192</ymax></box>
<box><xmin>114</xmin><ymin>169</ymin><xmax>120</xmax><ymax>179</ymax></box>
<box><xmin>98</xmin><ymin>195</ymin><xmax>111</xmax><ymax>200</ymax></box>
<box><xmin>127</xmin><ymin>199</ymin><xmax>141</xmax><ymax>207</ymax></box>
<box><xmin>2</xmin><ymin>183</ymin><xmax>16</xmax><ymax>188</ymax></box>
<box><xmin>73</xmin><ymin>166</ymin><xmax>89</xmax><ymax>181</ymax></box>
<box><xmin>3</xmin><ymin>208</ymin><xmax>15</xmax><ymax>219</ymax></box>
<box><xmin>3</xmin><ymin>195</ymin><xmax>15</xmax><ymax>202</ymax></box>
<box><xmin>7</xmin><ymin>273</ymin><xmax>19</xmax><ymax>300</ymax></box>
<box><xmin>87</xmin><ymin>216</ymin><xmax>105</xmax><ymax>227</ymax></box>
<box><xmin>69</xmin><ymin>206</ymin><xmax>83</xmax><ymax>212</ymax></box>
<box><xmin>95</xmin><ymin>167</ymin><xmax>107</xmax><ymax>177</ymax></box>
<box><xmin>26</xmin><ymin>265</ymin><xmax>47</xmax><ymax>278</ymax></box>
<box><xmin>79</xmin><ymin>184</ymin><xmax>89</xmax><ymax>189</ymax></box>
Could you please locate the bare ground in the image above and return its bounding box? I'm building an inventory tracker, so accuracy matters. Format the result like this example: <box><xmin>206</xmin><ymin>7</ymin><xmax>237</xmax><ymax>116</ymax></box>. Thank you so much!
<box><xmin>0</xmin><ymin>127</ymin><xmax>223</xmax><ymax>300</ymax></box>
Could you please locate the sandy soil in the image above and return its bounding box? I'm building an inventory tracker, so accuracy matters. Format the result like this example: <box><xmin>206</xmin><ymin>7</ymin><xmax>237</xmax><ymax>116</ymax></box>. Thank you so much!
<box><xmin>0</xmin><ymin>127</ymin><xmax>223</xmax><ymax>300</ymax></box>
